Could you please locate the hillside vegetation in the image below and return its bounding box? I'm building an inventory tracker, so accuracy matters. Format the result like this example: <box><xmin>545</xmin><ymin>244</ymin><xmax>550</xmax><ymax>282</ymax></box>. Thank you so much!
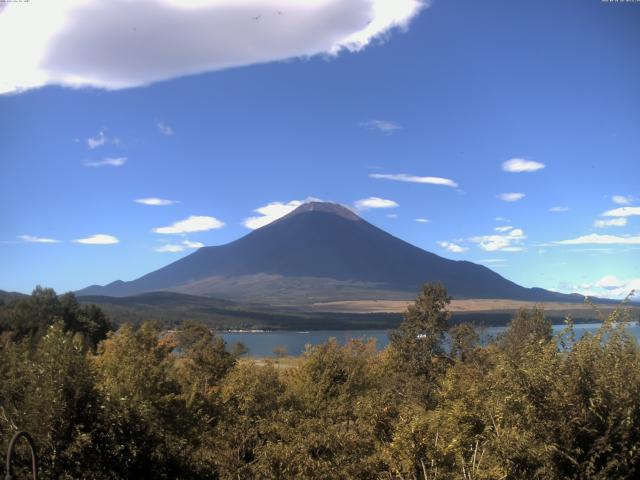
<box><xmin>1</xmin><ymin>284</ymin><xmax>639</xmax><ymax>479</ymax></box>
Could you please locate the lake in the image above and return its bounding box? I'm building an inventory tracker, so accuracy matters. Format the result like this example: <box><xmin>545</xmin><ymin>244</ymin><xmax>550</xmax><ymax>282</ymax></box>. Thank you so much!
<box><xmin>219</xmin><ymin>323</ymin><xmax>640</xmax><ymax>357</ymax></box>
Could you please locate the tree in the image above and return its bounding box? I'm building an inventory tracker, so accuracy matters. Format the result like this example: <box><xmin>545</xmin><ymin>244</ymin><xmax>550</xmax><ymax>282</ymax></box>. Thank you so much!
<box><xmin>173</xmin><ymin>321</ymin><xmax>238</xmax><ymax>401</ymax></box>
<box><xmin>2</xmin><ymin>287</ymin><xmax>111</xmax><ymax>347</ymax></box>
<box><xmin>450</xmin><ymin>322</ymin><xmax>481</xmax><ymax>363</ymax></box>
<box><xmin>498</xmin><ymin>306</ymin><xmax>552</xmax><ymax>359</ymax></box>
<box><xmin>0</xmin><ymin>322</ymin><xmax>101</xmax><ymax>479</ymax></box>
<box><xmin>389</xmin><ymin>283</ymin><xmax>452</xmax><ymax>387</ymax></box>
<box><xmin>92</xmin><ymin>322</ymin><xmax>197</xmax><ymax>479</ymax></box>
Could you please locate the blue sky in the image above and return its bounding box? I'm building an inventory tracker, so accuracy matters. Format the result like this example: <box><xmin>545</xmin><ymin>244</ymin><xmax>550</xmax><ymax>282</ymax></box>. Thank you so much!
<box><xmin>1</xmin><ymin>0</ymin><xmax>639</xmax><ymax>298</ymax></box>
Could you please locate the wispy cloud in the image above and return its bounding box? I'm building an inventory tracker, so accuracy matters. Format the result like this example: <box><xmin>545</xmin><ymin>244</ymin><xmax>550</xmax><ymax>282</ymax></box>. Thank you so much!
<box><xmin>554</xmin><ymin>234</ymin><xmax>640</xmax><ymax>245</ymax></box>
<box><xmin>87</xmin><ymin>131</ymin><xmax>107</xmax><ymax>149</ymax></box>
<box><xmin>73</xmin><ymin>234</ymin><xmax>119</xmax><ymax>245</ymax></box>
<box><xmin>602</xmin><ymin>206</ymin><xmax>640</xmax><ymax>218</ymax></box>
<box><xmin>369</xmin><ymin>173</ymin><xmax>458</xmax><ymax>188</ymax></box>
<box><xmin>157</xmin><ymin>121</ymin><xmax>174</xmax><ymax>136</ymax></box>
<box><xmin>593</xmin><ymin>218</ymin><xmax>627</xmax><ymax>228</ymax></box>
<box><xmin>495</xmin><ymin>216</ymin><xmax>510</xmax><ymax>222</ymax></box>
<box><xmin>19</xmin><ymin>234</ymin><xmax>60</xmax><ymax>244</ymax></box>
<box><xmin>360</xmin><ymin>119</ymin><xmax>402</xmax><ymax>134</ymax></box>
<box><xmin>415</xmin><ymin>218</ymin><xmax>430</xmax><ymax>223</ymax></box>
<box><xmin>155</xmin><ymin>240</ymin><xmax>204</xmax><ymax>253</ymax></box>
<box><xmin>470</xmin><ymin>228</ymin><xmax>526</xmax><ymax>252</ymax></box>
<box><xmin>612</xmin><ymin>195</ymin><xmax>634</xmax><ymax>205</ymax></box>
<box><xmin>0</xmin><ymin>0</ymin><xmax>427</xmax><ymax>94</ymax></box>
<box><xmin>153</xmin><ymin>215</ymin><xmax>225</xmax><ymax>234</ymax></box>
<box><xmin>549</xmin><ymin>206</ymin><xmax>569</xmax><ymax>212</ymax></box>
<box><xmin>84</xmin><ymin>157</ymin><xmax>127</xmax><ymax>168</ymax></box>
<box><xmin>135</xmin><ymin>197</ymin><xmax>178</xmax><ymax>206</ymax></box>
<box><xmin>498</xmin><ymin>192</ymin><xmax>525</xmax><ymax>202</ymax></box>
<box><xmin>438</xmin><ymin>241</ymin><xmax>468</xmax><ymax>253</ymax></box>
<box><xmin>494</xmin><ymin>226</ymin><xmax>513</xmax><ymax>232</ymax></box>
<box><xmin>243</xmin><ymin>199</ymin><xmax>322</xmax><ymax>230</ymax></box>
<box><xmin>501</xmin><ymin>158</ymin><xmax>545</xmax><ymax>173</ymax></box>
<box><xmin>387</xmin><ymin>213</ymin><xmax>398</xmax><ymax>219</ymax></box>
<box><xmin>475</xmin><ymin>258</ymin><xmax>505</xmax><ymax>264</ymax></box>
<box><xmin>354</xmin><ymin>197</ymin><xmax>399</xmax><ymax>210</ymax></box>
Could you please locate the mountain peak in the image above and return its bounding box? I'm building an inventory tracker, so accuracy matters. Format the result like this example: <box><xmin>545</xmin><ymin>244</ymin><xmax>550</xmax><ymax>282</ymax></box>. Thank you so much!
<box><xmin>284</xmin><ymin>201</ymin><xmax>361</xmax><ymax>222</ymax></box>
<box><xmin>77</xmin><ymin>199</ymin><xmax>578</xmax><ymax>304</ymax></box>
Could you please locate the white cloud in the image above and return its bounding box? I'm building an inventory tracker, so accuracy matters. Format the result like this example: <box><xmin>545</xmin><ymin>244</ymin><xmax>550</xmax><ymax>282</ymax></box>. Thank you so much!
<box><xmin>387</xmin><ymin>213</ymin><xmax>398</xmax><ymax>219</ymax></box>
<box><xmin>495</xmin><ymin>216</ymin><xmax>509</xmax><ymax>222</ymax></box>
<box><xmin>157</xmin><ymin>121</ymin><xmax>174</xmax><ymax>136</ymax></box>
<box><xmin>73</xmin><ymin>234</ymin><xmax>119</xmax><ymax>245</ymax></box>
<box><xmin>470</xmin><ymin>228</ymin><xmax>526</xmax><ymax>252</ymax></box>
<box><xmin>84</xmin><ymin>157</ymin><xmax>127</xmax><ymax>167</ymax></box>
<box><xmin>549</xmin><ymin>206</ymin><xmax>569</xmax><ymax>212</ymax></box>
<box><xmin>369</xmin><ymin>173</ymin><xmax>458</xmax><ymax>188</ymax></box>
<box><xmin>612</xmin><ymin>195</ymin><xmax>634</xmax><ymax>205</ymax></box>
<box><xmin>0</xmin><ymin>0</ymin><xmax>426</xmax><ymax>94</ymax></box>
<box><xmin>243</xmin><ymin>197</ymin><xmax>325</xmax><ymax>229</ymax></box>
<box><xmin>559</xmin><ymin>275</ymin><xmax>640</xmax><ymax>299</ymax></box>
<box><xmin>494</xmin><ymin>225</ymin><xmax>513</xmax><ymax>232</ymax></box>
<box><xmin>415</xmin><ymin>218</ymin><xmax>430</xmax><ymax>223</ymax></box>
<box><xmin>87</xmin><ymin>131</ymin><xmax>106</xmax><ymax>149</ymax></box>
<box><xmin>438</xmin><ymin>241</ymin><xmax>468</xmax><ymax>253</ymax></box>
<box><xmin>595</xmin><ymin>275</ymin><xmax>624</xmax><ymax>290</ymax></box>
<box><xmin>498</xmin><ymin>192</ymin><xmax>525</xmax><ymax>202</ymax></box>
<box><xmin>153</xmin><ymin>215</ymin><xmax>225</xmax><ymax>234</ymax></box>
<box><xmin>593</xmin><ymin>218</ymin><xmax>627</xmax><ymax>228</ymax></box>
<box><xmin>244</xmin><ymin>200</ymin><xmax>304</xmax><ymax>229</ymax></box>
<box><xmin>182</xmin><ymin>240</ymin><xmax>204</xmax><ymax>249</ymax></box>
<box><xmin>18</xmin><ymin>234</ymin><xmax>60</xmax><ymax>244</ymax></box>
<box><xmin>501</xmin><ymin>158</ymin><xmax>545</xmax><ymax>173</ymax></box>
<box><xmin>354</xmin><ymin>197</ymin><xmax>399</xmax><ymax>210</ymax></box>
<box><xmin>135</xmin><ymin>197</ymin><xmax>178</xmax><ymax>206</ymax></box>
<box><xmin>555</xmin><ymin>234</ymin><xmax>640</xmax><ymax>245</ymax></box>
<box><xmin>360</xmin><ymin>119</ymin><xmax>401</xmax><ymax>133</ymax></box>
<box><xmin>602</xmin><ymin>206</ymin><xmax>640</xmax><ymax>218</ymax></box>
<box><xmin>155</xmin><ymin>239</ymin><xmax>204</xmax><ymax>253</ymax></box>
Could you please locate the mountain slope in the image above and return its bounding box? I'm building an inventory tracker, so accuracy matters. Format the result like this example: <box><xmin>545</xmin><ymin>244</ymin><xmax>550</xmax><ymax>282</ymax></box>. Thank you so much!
<box><xmin>77</xmin><ymin>202</ymin><xmax>575</xmax><ymax>303</ymax></box>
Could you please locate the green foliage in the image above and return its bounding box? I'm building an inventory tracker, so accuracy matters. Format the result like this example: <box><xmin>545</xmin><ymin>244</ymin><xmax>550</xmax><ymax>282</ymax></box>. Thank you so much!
<box><xmin>389</xmin><ymin>283</ymin><xmax>451</xmax><ymax>371</ymax></box>
<box><xmin>0</xmin><ymin>322</ymin><xmax>101</xmax><ymax>479</ymax></box>
<box><xmin>388</xmin><ymin>283</ymin><xmax>452</xmax><ymax>404</ymax></box>
<box><xmin>0</xmin><ymin>286</ymin><xmax>112</xmax><ymax>347</ymax></box>
<box><xmin>1</xmin><ymin>284</ymin><xmax>640</xmax><ymax>479</ymax></box>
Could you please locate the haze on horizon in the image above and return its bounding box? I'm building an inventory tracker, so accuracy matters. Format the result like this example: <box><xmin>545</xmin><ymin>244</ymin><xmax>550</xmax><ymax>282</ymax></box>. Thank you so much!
<box><xmin>1</xmin><ymin>0</ymin><xmax>639</xmax><ymax>299</ymax></box>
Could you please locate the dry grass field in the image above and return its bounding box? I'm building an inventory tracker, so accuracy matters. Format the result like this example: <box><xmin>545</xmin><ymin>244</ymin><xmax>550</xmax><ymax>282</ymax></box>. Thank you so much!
<box><xmin>311</xmin><ymin>298</ymin><xmax>636</xmax><ymax>315</ymax></box>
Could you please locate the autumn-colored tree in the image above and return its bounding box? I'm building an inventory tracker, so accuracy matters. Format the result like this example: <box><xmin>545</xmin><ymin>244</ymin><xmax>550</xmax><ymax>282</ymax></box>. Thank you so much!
<box><xmin>2</xmin><ymin>285</ymin><xmax>640</xmax><ymax>480</ymax></box>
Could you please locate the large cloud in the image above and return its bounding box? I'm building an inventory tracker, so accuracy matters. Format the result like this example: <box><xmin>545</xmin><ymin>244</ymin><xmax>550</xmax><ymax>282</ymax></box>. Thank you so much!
<box><xmin>0</xmin><ymin>0</ymin><xmax>426</xmax><ymax>94</ymax></box>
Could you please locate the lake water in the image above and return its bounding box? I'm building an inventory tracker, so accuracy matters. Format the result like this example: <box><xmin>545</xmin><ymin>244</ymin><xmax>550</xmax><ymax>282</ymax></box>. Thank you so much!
<box><xmin>219</xmin><ymin>323</ymin><xmax>640</xmax><ymax>357</ymax></box>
